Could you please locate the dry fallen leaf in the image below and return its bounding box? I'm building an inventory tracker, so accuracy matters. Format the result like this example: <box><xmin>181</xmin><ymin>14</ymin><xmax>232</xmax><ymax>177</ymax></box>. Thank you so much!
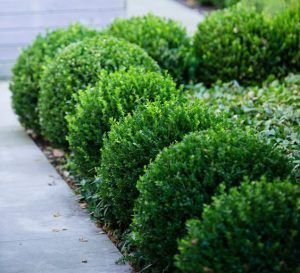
<box><xmin>63</xmin><ymin>170</ymin><xmax>70</xmax><ymax>177</ymax></box>
<box><xmin>79</xmin><ymin>203</ymin><xmax>88</xmax><ymax>209</ymax></box>
<box><xmin>203</xmin><ymin>267</ymin><xmax>214</xmax><ymax>273</ymax></box>
<box><xmin>48</xmin><ymin>181</ymin><xmax>56</xmax><ymax>186</ymax></box>
<box><xmin>52</xmin><ymin>228</ymin><xmax>67</xmax><ymax>232</ymax></box>
<box><xmin>79</xmin><ymin>237</ymin><xmax>88</xmax><ymax>242</ymax></box>
<box><xmin>53</xmin><ymin>212</ymin><xmax>61</xmax><ymax>217</ymax></box>
<box><xmin>53</xmin><ymin>149</ymin><xmax>65</xmax><ymax>157</ymax></box>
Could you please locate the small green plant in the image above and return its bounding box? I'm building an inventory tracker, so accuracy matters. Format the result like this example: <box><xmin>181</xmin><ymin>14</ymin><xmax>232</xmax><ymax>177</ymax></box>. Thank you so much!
<box><xmin>176</xmin><ymin>178</ymin><xmax>300</xmax><ymax>273</ymax></box>
<box><xmin>97</xmin><ymin>100</ymin><xmax>225</xmax><ymax>231</ymax></box>
<box><xmin>38</xmin><ymin>36</ymin><xmax>159</xmax><ymax>148</ymax></box>
<box><xmin>66</xmin><ymin>67</ymin><xmax>181</xmax><ymax>178</ymax></box>
<box><xmin>131</xmin><ymin>128</ymin><xmax>292</xmax><ymax>272</ymax></box>
<box><xmin>9</xmin><ymin>24</ymin><xmax>97</xmax><ymax>133</ymax></box>
<box><xmin>106</xmin><ymin>14</ymin><xmax>192</xmax><ymax>84</ymax></box>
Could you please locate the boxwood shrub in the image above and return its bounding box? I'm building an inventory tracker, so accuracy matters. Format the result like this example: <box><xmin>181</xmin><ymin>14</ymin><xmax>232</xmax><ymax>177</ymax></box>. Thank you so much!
<box><xmin>176</xmin><ymin>178</ymin><xmax>300</xmax><ymax>273</ymax></box>
<box><xmin>270</xmin><ymin>2</ymin><xmax>300</xmax><ymax>76</ymax></box>
<box><xmin>106</xmin><ymin>14</ymin><xmax>191</xmax><ymax>84</ymax></box>
<box><xmin>193</xmin><ymin>74</ymin><xmax>300</xmax><ymax>177</ymax></box>
<box><xmin>97</xmin><ymin>101</ymin><xmax>225</xmax><ymax>230</ymax></box>
<box><xmin>193</xmin><ymin>3</ymin><xmax>299</xmax><ymax>85</ymax></box>
<box><xmin>131</xmin><ymin>128</ymin><xmax>292</xmax><ymax>272</ymax></box>
<box><xmin>38</xmin><ymin>36</ymin><xmax>159</xmax><ymax>148</ymax></box>
<box><xmin>66</xmin><ymin>67</ymin><xmax>181</xmax><ymax>178</ymax></box>
<box><xmin>9</xmin><ymin>23</ymin><xmax>97</xmax><ymax>133</ymax></box>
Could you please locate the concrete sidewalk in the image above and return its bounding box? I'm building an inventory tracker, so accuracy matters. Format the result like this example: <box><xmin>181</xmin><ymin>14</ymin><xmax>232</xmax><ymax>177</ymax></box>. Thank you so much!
<box><xmin>0</xmin><ymin>82</ymin><xmax>131</xmax><ymax>273</ymax></box>
<box><xmin>127</xmin><ymin>0</ymin><xmax>207</xmax><ymax>33</ymax></box>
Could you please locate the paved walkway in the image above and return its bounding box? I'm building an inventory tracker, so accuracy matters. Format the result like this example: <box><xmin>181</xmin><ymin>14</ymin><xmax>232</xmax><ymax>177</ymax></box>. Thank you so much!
<box><xmin>0</xmin><ymin>82</ymin><xmax>131</xmax><ymax>273</ymax></box>
<box><xmin>127</xmin><ymin>0</ymin><xmax>207</xmax><ymax>33</ymax></box>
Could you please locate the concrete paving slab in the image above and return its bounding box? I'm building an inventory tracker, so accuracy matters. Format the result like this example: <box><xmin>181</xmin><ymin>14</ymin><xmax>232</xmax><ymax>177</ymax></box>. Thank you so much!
<box><xmin>0</xmin><ymin>236</ymin><xmax>128</xmax><ymax>273</ymax></box>
<box><xmin>0</xmin><ymin>81</ymin><xmax>131</xmax><ymax>272</ymax></box>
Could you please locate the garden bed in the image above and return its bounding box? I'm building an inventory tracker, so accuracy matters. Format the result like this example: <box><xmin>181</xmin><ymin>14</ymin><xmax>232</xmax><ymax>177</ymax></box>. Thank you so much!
<box><xmin>9</xmin><ymin>2</ymin><xmax>300</xmax><ymax>272</ymax></box>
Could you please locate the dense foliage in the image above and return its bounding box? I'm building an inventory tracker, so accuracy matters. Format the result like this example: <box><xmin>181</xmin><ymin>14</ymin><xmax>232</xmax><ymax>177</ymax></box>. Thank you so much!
<box><xmin>97</xmin><ymin>101</ymin><xmax>225</xmax><ymax>230</ymax></box>
<box><xmin>193</xmin><ymin>3</ymin><xmax>300</xmax><ymax>85</ymax></box>
<box><xmin>106</xmin><ymin>14</ymin><xmax>191</xmax><ymax>84</ymax></box>
<box><xmin>131</xmin><ymin>129</ymin><xmax>292</xmax><ymax>272</ymax></box>
<box><xmin>66</xmin><ymin>67</ymin><xmax>180</xmax><ymax>178</ymax></box>
<box><xmin>270</xmin><ymin>2</ymin><xmax>300</xmax><ymax>76</ymax></box>
<box><xmin>9</xmin><ymin>7</ymin><xmax>299</xmax><ymax>273</ymax></box>
<box><xmin>193</xmin><ymin>74</ymin><xmax>300</xmax><ymax>177</ymax></box>
<box><xmin>38</xmin><ymin>36</ymin><xmax>159</xmax><ymax>148</ymax></box>
<box><xmin>9</xmin><ymin>24</ymin><xmax>97</xmax><ymax>133</ymax></box>
<box><xmin>176</xmin><ymin>178</ymin><xmax>300</xmax><ymax>273</ymax></box>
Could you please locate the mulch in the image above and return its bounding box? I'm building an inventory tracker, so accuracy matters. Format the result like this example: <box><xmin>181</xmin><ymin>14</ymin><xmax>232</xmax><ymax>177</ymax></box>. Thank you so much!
<box><xmin>173</xmin><ymin>0</ymin><xmax>215</xmax><ymax>13</ymax></box>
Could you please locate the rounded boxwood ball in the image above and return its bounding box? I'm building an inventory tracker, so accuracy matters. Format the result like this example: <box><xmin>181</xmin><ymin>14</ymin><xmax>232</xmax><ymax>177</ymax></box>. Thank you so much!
<box><xmin>176</xmin><ymin>178</ymin><xmax>299</xmax><ymax>273</ymax></box>
<box><xmin>193</xmin><ymin>5</ymin><xmax>273</xmax><ymax>86</ymax></box>
<box><xmin>66</xmin><ymin>67</ymin><xmax>181</xmax><ymax>178</ymax></box>
<box><xmin>106</xmin><ymin>14</ymin><xmax>191</xmax><ymax>84</ymax></box>
<box><xmin>38</xmin><ymin>36</ymin><xmax>160</xmax><ymax>148</ymax></box>
<box><xmin>131</xmin><ymin>128</ymin><xmax>292</xmax><ymax>272</ymax></box>
<box><xmin>97</xmin><ymin>100</ymin><xmax>226</xmax><ymax>230</ymax></box>
<box><xmin>10</xmin><ymin>23</ymin><xmax>97</xmax><ymax>133</ymax></box>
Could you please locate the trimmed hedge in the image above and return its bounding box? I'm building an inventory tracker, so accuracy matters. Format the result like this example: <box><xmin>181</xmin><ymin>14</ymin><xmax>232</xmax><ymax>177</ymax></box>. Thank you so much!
<box><xmin>106</xmin><ymin>14</ymin><xmax>191</xmax><ymax>84</ymax></box>
<box><xmin>131</xmin><ymin>129</ymin><xmax>292</xmax><ymax>272</ymax></box>
<box><xmin>193</xmin><ymin>3</ymin><xmax>300</xmax><ymax>85</ymax></box>
<box><xmin>193</xmin><ymin>5</ymin><xmax>271</xmax><ymax>85</ymax></box>
<box><xmin>38</xmin><ymin>36</ymin><xmax>159</xmax><ymax>148</ymax></box>
<box><xmin>193</xmin><ymin>74</ymin><xmax>300</xmax><ymax>177</ymax></box>
<box><xmin>66</xmin><ymin>67</ymin><xmax>181</xmax><ymax>178</ymax></box>
<box><xmin>176</xmin><ymin>178</ymin><xmax>300</xmax><ymax>273</ymax></box>
<box><xmin>97</xmin><ymin>101</ymin><xmax>225</xmax><ymax>230</ymax></box>
<box><xmin>9</xmin><ymin>24</ymin><xmax>97</xmax><ymax>133</ymax></box>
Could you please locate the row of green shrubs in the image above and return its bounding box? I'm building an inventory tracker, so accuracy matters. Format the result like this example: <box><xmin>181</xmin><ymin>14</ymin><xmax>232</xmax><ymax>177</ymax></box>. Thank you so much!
<box><xmin>11</xmin><ymin>1</ymin><xmax>300</xmax><ymax>136</ymax></box>
<box><xmin>10</xmin><ymin>6</ymin><xmax>299</xmax><ymax>273</ymax></box>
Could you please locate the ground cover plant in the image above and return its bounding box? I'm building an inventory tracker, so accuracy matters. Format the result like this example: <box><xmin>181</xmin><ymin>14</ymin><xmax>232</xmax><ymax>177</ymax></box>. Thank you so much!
<box><xmin>38</xmin><ymin>36</ymin><xmax>159</xmax><ymax>148</ymax></box>
<box><xmin>9</xmin><ymin>23</ymin><xmax>97</xmax><ymax>133</ymax></box>
<box><xmin>131</xmin><ymin>128</ymin><xmax>292</xmax><ymax>272</ymax></box>
<box><xmin>192</xmin><ymin>74</ymin><xmax>300</xmax><ymax>177</ymax></box>
<box><xmin>106</xmin><ymin>14</ymin><xmax>191</xmax><ymax>84</ymax></box>
<box><xmin>176</xmin><ymin>178</ymin><xmax>300</xmax><ymax>273</ymax></box>
<box><xmin>66</xmin><ymin>67</ymin><xmax>181</xmax><ymax>178</ymax></box>
<box><xmin>97</xmin><ymin>100</ymin><xmax>226</xmax><ymax>231</ymax></box>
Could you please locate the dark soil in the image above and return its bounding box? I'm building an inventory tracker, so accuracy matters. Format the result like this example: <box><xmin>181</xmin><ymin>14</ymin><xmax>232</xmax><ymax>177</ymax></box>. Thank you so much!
<box><xmin>173</xmin><ymin>0</ymin><xmax>215</xmax><ymax>13</ymax></box>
